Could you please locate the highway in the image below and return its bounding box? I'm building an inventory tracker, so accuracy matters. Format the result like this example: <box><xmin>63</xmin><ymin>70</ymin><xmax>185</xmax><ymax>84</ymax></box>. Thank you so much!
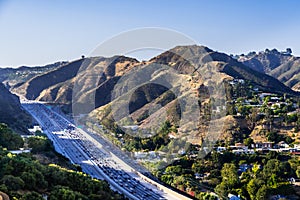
<box><xmin>22</xmin><ymin>101</ymin><xmax>192</xmax><ymax>200</ymax></box>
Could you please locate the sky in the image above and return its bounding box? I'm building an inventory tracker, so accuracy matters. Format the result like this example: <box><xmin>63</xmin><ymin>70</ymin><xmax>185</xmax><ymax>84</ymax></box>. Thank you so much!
<box><xmin>1</xmin><ymin>0</ymin><xmax>300</xmax><ymax>67</ymax></box>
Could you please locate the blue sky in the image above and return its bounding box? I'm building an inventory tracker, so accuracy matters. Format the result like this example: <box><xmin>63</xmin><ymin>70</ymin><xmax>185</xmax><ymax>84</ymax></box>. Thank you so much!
<box><xmin>1</xmin><ymin>0</ymin><xmax>300</xmax><ymax>67</ymax></box>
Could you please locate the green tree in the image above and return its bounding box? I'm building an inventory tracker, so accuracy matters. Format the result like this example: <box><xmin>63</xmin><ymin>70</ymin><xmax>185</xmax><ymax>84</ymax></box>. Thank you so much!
<box><xmin>0</xmin><ymin>123</ymin><xmax>24</xmax><ymax>150</ymax></box>
<box><xmin>21</xmin><ymin>172</ymin><xmax>36</xmax><ymax>190</ymax></box>
<box><xmin>247</xmin><ymin>178</ymin><xmax>264</xmax><ymax>200</ymax></box>
<box><xmin>28</xmin><ymin>136</ymin><xmax>52</xmax><ymax>153</ymax></box>
<box><xmin>165</xmin><ymin>165</ymin><xmax>182</xmax><ymax>175</ymax></box>
<box><xmin>244</xmin><ymin>138</ymin><xmax>253</xmax><ymax>148</ymax></box>
<box><xmin>215</xmin><ymin>182</ymin><xmax>228</xmax><ymax>198</ymax></box>
<box><xmin>20</xmin><ymin>192</ymin><xmax>44</xmax><ymax>200</ymax></box>
<box><xmin>221</xmin><ymin>163</ymin><xmax>238</xmax><ymax>187</ymax></box>
<box><xmin>263</xmin><ymin>159</ymin><xmax>280</xmax><ymax>178</ymax></box>
<box><xmin>279</xmin><ymin>162</ymin><xmax>292</xmax><ymax>178</ymax></box>
<box><xmin>49</xmin><ymin>186</ymin><xmax>77</xmax><ymax>200</ymax></box>
<box><xmin>215</xmin><ymin>163</ymin><xmax>239</xmax><ymax>197</ymax></box>
<box><xmin>1</xmin><ymin>175</ymin><xmax>24</xmax><ymax>191</ymax></box>
<box><xmin>255</xmin><ymin>185</ymin><xmax>268</xmax><ymax>200</ymax></box>
<box><xmin>296</xmin><ymin>167</ymin><xmax>300</xmax><ymax>179</ymax></box>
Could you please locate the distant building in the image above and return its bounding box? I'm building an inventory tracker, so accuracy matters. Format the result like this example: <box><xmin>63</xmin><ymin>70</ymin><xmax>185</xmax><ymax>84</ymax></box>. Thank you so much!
<box><xmin>9</xmin><ymin>149</ymin><xmax>31</xmax><ymax>154</ymax></box>
<box><xmin>232</xmin><ymin>149</ymin><xmax>255</xmax><ymax>154</ymax></box>
<box><xmin>259</xmin><ymin>93</ymin><xmax>273</xmax><ymax>100</ymax></box>
<box><xmin>238</xmin><ymin>164</ymin><xmax>253</xmax><ymax>173</ymax></box>
<box><xmin>194</xmin><ymin>173</ymin><xmax>202</xmax><ymax>179</ymax></box>
<box><xmin>230</xmin><ymin>143</ymin><xmax>247</xmax><ymax>150</ymax></box>
<box><xmin>228</xmin><ymin>194</ymin><xmax>241</xmax><ymax>200</ymax></box>
<box><xmin>252</xmin><ymin>141</ymin><xmax>274</xmax><ymax>149</ymax></box>
<box><xmin>294</xmin><ymin>144</ymin><xmax>300</xmax><ymax>150</ymax></box>
<box><xmin>28</xmin><ymin>125</ymin><xmax>42</xmax><ymax>134</ymax></box>
<box><xmin>277</xmin><ymin>141</ymin><xmax>289</xmax><ymax>148</ymax></box>
<box><xmin>270</xmin><ymin>97</ymin><xmax>280</xmax><ymax>102</ymax></box>
<box><xmin>253</xmin><ymin>87</ymin><xmax>259</xmax><ymax>92</ymax></box>
<box><xmin>229</xmin><ymin>79</ymin><xmax>245</xmax><ymax>85</ymax></box>
<box><xmin>123</xmin><ymin>125</ymin><xmax>139</xmax><ymax>131</ymax></box>
<box><xmin>216</xmin><ymin>146</ymin><xmax>226</xmax><ymax>152</ymax></box>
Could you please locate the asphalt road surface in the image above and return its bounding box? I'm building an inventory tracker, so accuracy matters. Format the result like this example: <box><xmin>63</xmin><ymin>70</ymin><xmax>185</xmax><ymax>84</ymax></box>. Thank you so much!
<box><xmin>22</xmin><ymin>101</ymin><xmax>192</xmax><ymax>200</ymax></box>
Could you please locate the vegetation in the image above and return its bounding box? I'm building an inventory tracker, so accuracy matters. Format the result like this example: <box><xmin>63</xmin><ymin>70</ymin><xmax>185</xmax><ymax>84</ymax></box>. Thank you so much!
<box><xmin>0</xmin><ymin>123</ymin><xmax>24</xmax><ymax>150</ymax></box>
<box><xmin>143</xmin><ymin>81</ymin><xmax>300</xmax><ymax>199</ymax></box>
<box><xmin>151</xmin><ymin>148</ymin><xmax>300</xmax><ymax>200</ymax></box>
<box><xmin>123</xmin><ymin>121</ymin><xmax>172</xmax><ymax>151</ymax></box>
<box><xmin>93</xmin><ymin>79</ymin><xmax>300</xmax><ymax>199</ymax></box>
<box><xmin>0</xmin><ymin>125</ymin><xmax>125</xmax><ymax>200</ymax></box>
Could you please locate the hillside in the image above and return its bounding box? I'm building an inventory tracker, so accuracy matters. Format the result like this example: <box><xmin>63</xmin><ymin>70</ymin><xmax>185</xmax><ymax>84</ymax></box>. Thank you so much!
<box><xmin>151</xmin><ymin>45</ymin><xmax>297</xmax><ymax>95</ymax></box>
<box><xmin>0</xmin><ymin>61</ymin><xmax>67</xmax><ymax>89</ymax></box>
<box><xmin>90</xmin><ymin>45</ymin><xmax>298</xmax><ymax>145</ymax></box>
<box><xmin>12</xmin><ymin>45</ymin><xmax>298</xmax><ymax>106</ymax></box>
<box><xmin>0</xmin><ymin>125</ymin><xmax>124</xmax><ymax>199</ymax></box>
<box><xmin>0</xmin><ymin>45</ymin><xmax>295</xmax><ymax>142</ymax></box>
<box><xmin>0</xmin><ymin>83</ymin><xmax>32</xmax><ymax>134</ymax></box>
<box><xmin>237</xmin><ymin>48</ymin><xmax>300</xmax><ymax>91</ymax></box>
<box><xmin>6</xmin><ymin>45</ymin><xmax>299</xmax><ymax>138</ymax></box>
<box><xmin>13</xmin><ymin>56</ymin><xmax>139</xmax><ymax>112</ymax></box>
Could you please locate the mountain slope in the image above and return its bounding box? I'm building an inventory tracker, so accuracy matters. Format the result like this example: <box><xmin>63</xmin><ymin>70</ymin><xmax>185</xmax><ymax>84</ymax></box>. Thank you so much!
<box><xmin>0</xmin><ymin>83</ymin><xmax>32</xmax><ymax>134</ymax></box>
<box><xmin>14</xmin><ymin>59</ymin><xmax>84</xmax><ymax>100</ymax></box>
<box><xmin>12</xmin><ymin>45</ymin><xmax>299</xmax><ymax>110</ymax></box>
<box><xmin>6</xmin><ymin>45</ymin><xmax>300</xmax><ymax>144</ymax></box>
<box><xmin>89</xmin><ymin>45</ymin><xmax>299</xmax><ymax>145</ymax></box>
<box><xmin>12</xmin><ymin>56</ymin><xmax>139</xmax><ymax>114</ymax></box>
<box><xmin>151</xmin><ymin>45</ymin><xmax>297</xmax><ymax>95</ymax></box>
<box><xmin>0</xmin><ymin>61</ymin><xmax>67</xmax><ymax>89</ymax></box>
<box><xmin>237</xmin><ymin>48</ymin><xmax>300</xmax><ymax>91</ymax></box>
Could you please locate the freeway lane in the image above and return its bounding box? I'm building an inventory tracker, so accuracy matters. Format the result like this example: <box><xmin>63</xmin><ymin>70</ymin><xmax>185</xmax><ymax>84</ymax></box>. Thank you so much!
<box><xmin>22</xmin><ymin>101</ymin><xmax>192</xmax><ymax>200</ymax></box>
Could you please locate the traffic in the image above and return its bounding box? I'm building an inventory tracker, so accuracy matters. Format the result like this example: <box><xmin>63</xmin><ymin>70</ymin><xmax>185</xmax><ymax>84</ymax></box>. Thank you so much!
<box><xmin>22</xmin><ymin>102</ymin><xmax>182</xmax><ymax>200</ymax></box>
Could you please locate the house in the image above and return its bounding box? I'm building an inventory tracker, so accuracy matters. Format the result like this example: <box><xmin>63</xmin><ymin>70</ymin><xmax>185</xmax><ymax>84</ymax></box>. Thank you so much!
<box><xmin>294</xmin><ymin>144</ymin><xmax>300</xmax><ymax>150</ymax></box>
<box><xmin>235</xmin><ymin>143</ymin><xmax>246</xmax><ymax>148</ymax></box>
<box><xmin>239</xmin><ymin>164</ymin><xmax>252</xmax><ymax>173</ymax></box>
<box><xmin>259</xmin><ymin>93</ymin><xmax>273</xmax><ymax>100</ymax></box>
<box><xmin>230</xmin><ymin>143</ymin><xmax>256</xmax><ymax>154</ymax></box>
<box><xmin>123</xmin><ymin>125</ymin><xmax>139</xmax><ymax>131</ymax></box>
<box><xmin>270</xmin><ymin>97</ymin><xmax>280</xmax><ymax>102</ymax></box>
<box><xmin>237</xmin><ymin>79</ymin><xmax>245</xmax><ymax>84</ymax></box>
<box><xmin>28</xmin><ymin>125</ymin><xmax>42</xmax><ymax>134</ymax></box>
<box><xmin>216</xmin><ymin>146</ymin><xmax>226</xmax><ymax>152</ymax></box>
<box><xmin>230</xmin><ymin>143</ymin><xmax>247</xmax><ymax>150</ymax></box>
<box><xmin>134</xmin><ymin>152</ymin><xmax>147</xmax><ymax>159</ymax></box>
<box><xmin>277</xmin><ymin>141</ymin><xmax>289</xmax><ymax>148</ymax></box>
<box><xmin>228</xmin><ymin>194</ymin><xmax>241</xmax><ymax>200</ymax></box>
<box><xmin>291</xmin><ymin>151</ymin><xmax>300</xmax><ymax>155</ymax></box>
<box><xmin>232</xmin><ymin>149</ymin><xmax>255</xmax><ymax>154</ymax></box>
<box><xmin>262</xmin><ymin>142</ymin><xmax>274</xmax><ymax>149</ymax></box>
<box><xmin>252</xmin><ymin>141</ymin><xmax>274</xmax><ymax>149</ymax></box>
<box><xmin>194</xmin><ymin>173</ymin><xmax>202</xmax><ymax>179</ymax></box>
<box><xmin>9</xmin><ymin>149</ymin><xmax>31</xmax><ymax>154</ymax></box>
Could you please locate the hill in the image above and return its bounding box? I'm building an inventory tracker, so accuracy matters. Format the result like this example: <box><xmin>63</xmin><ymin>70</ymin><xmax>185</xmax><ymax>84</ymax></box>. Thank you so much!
<box><xmin>90</xmin><ymin>45</ymin><xmax>298</xmax><ymax>145</ymax></box>
<box><xmin>12</xmin><ymin>56</ymin><xmax>139</xmax><ymax>112</ymax></box>
<box><xmin>5</xmin><ymin>45</ymin><xmax>299</xmax><ymax>141</ymax></box>
<box><xmin>12</xmin><ymin>46</ymin><xmax>297</xmax><ymax>106</ymax></box>
<box><xmin>151</xmin><ymin>45</ymin><xmax>297</xmax><ymax>95</ymax></box>
<box><xmin>0</xmin><ymin>61</ymin><xmax>67</xmax><ymax>89</ymax></box>
<box><xmin>0</xmin><ymin>83</ymin><xmax>32</xmax><ymax>134</ymax></box>
<box><xmin>237</xmin><ymin>48</ymin><xmax>300</xmax><ymax>91</ymax></box>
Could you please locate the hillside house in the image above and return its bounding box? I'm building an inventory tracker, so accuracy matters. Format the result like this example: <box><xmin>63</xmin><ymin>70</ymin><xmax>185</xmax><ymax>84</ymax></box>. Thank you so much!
<box><xmin>252</xmin><ymin>141</ymin><xmax>274</xmax><ymax>149</ymax></box>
